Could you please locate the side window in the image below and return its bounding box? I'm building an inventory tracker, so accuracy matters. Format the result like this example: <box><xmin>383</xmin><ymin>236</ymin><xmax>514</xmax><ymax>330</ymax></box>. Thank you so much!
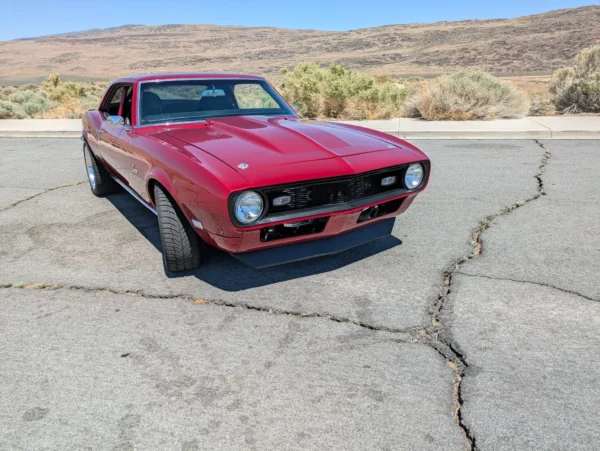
<box><xmin>234</xmin><ymin>84</ymin><xmax>279</xmax><ymax>109</ymax></box>
<box><xmin>121</xmin><ymin>86</ymin><xmax>133</xmax><ymax>125</ymax></box>
<box><xmin>101</xmin><ymin>87</ymin><xmax>123</xmax><ymax>118</ymax></box>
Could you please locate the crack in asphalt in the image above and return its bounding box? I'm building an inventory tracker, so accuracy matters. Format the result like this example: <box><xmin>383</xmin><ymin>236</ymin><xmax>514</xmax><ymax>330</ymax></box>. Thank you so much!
<box><xmin>0</xmin><ymin>282</ymin><xmax>422</xmax><ymax>336</ymax></box>
<box><xmin>0</xmin><ymin>181</ymin><xmax>86</xmax><ymax>213</ymax></box>
<box><xmin>2</xmin><ymin>281</ymin><xmax>480</xmax><ymax>445</ymax></box>
<box><xmin>425</xmin><ymin>140</ymin><xmax>551</xmax><ymax>450</ymax></box>
<box><xmin>457</xmin><ymin>272</ymin><xmax>599</xmax><ymax>303</ymax></box>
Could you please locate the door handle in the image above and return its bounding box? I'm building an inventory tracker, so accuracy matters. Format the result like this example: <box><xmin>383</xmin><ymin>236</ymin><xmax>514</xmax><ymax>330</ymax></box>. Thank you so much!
<box><xmin>97</xmin><ymin>129</ymin><xmax>105</xmax><ymax>134</ymax></box>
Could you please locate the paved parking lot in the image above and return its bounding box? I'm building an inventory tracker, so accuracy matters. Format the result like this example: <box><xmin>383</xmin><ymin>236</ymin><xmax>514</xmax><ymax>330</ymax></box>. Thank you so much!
<box><xmin>0</xmin><ymin>138</ymin><xmax>599</xmax><ymax>450</ymax></box>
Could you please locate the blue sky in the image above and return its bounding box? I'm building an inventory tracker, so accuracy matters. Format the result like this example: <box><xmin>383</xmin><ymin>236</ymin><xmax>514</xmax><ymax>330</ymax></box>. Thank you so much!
<box><xmin>1</xmin><ymin>0</ymin><xmax>594</xmax><ymax>40</ymax></box>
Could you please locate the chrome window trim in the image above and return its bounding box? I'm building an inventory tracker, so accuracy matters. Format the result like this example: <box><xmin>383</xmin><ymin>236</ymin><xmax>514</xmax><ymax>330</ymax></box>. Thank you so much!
<box><xmin>135</xmin><ymin>77</ymin><xmax>296</xmax><ymax>127</ymax></box>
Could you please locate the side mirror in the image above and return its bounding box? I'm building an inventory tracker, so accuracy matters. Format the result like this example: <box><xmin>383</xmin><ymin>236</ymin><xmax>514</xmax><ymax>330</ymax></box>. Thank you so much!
<box><xmin>107</xmin><ymin>115</ymin><xmax>124</xmax><ymax>126</ymax></box>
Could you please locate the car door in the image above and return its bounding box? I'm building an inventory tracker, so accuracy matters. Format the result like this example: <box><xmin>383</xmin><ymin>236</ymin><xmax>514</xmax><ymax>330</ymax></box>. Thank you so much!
<box><xmin>97</xmin><ymin>85</ymin><xmax>136</xmax><ymax>186</ymax></box>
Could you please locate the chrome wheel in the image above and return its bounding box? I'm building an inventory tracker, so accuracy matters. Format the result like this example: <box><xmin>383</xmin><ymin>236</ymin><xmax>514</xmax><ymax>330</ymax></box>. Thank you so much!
<box><xmin>82</xmin><ymin>142</ymin><xmax>120</xmax><ymax>197</ymax></box>
<box><xmin>83</xmin><ymin>146</ymin><xmax>97</xmax><ymax>190</ymax></box>
<box><xmin>87</xmin><ymin>166</ymin><xmax>96</xmax><ymax>190</ymax></box>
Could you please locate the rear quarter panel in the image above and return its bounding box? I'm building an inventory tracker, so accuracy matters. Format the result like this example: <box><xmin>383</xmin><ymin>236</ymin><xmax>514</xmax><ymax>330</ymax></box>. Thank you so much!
<box><xmin>82</xmin><ymin>110</ymin><xmax>104</xmax><ymax>156</ymax></box>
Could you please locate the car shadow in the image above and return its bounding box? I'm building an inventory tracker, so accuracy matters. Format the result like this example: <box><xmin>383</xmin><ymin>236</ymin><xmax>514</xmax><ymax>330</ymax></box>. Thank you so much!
<box><xmin>107</xmin><ymin>193</ymin><xmax>402</xmax><ymax>291</ymax></box>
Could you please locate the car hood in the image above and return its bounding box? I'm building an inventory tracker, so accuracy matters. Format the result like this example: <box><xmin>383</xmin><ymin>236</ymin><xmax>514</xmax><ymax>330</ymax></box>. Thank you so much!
<box><xmin>161</xmin><ymin>116</ymin><xmax>405</xmax><ymax>174</ymax></box>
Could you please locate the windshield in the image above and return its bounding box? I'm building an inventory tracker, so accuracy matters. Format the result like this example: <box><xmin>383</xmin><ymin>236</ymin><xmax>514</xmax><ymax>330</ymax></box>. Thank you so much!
<box><xmin>138</xmin><ymin>79</ymin><xmax>294</xmax><ymax>125</ymax></box>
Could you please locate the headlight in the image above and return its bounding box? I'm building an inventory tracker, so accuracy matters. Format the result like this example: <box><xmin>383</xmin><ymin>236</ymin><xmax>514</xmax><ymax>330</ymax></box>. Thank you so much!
<box><xmin>404</xmin><ymin>163</ymin><xmax>424</xmax><ymax>189</ymax></box>
<box><xmin>234</xmin><ymin>191</ymin><xmax>264</xmax><ymax>224</ymax></box>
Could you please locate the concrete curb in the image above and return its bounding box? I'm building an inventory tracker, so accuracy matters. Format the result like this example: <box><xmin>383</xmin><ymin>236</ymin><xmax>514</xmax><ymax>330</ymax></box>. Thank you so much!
<box><xmin>0</xmin><ymin>131</ymin><xmax>82</xmax><ymax>138</ymax></box>
<box><xmin>3</xmin><ymin>132</ymin><xmax>600</xmax><ymax>139</ymax></box>
<box><xmin>396</xmin><ymin>131</ymin><xmax>600</xmax><ymax>139</ymax></box>
<box><xmin>0</xmin><ymin>117</ymin><xmax>599</xmax><ymax>139</ymax></box>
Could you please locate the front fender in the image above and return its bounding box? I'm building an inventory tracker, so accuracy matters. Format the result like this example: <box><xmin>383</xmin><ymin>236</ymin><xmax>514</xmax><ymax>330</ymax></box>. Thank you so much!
<box><xmin>146</xmin><ymin>167</ymin><xmax>176</xmax><ymax>207</ymax></box>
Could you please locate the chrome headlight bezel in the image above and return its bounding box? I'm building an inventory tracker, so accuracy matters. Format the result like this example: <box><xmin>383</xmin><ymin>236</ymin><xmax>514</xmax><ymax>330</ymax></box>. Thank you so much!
<box><xmin>232</xmin><ymin>190</ymin><xmax>265</xmax><ymax>225</ymax></box>
<box><xmin>404</xmin><ymin>163</ymin><xmax>424</xmax><ymax>190</ymax></box>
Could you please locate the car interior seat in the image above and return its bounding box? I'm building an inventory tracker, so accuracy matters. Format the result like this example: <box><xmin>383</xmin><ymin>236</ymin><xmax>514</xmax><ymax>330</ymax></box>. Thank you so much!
<box><xmin>141</xmin><ymin>91</ymin><xmax>164</xmax><ymax>118</ymax></box>
<box><xmin>198</xmin><ymin>92</ymin><xmax>236</xmax><ymax>111</ymax></box>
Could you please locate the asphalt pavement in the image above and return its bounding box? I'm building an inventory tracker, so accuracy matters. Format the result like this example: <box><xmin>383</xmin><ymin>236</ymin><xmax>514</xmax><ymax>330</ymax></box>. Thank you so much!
<box><xmin>0</xmin><ymin>138</ymin><xmax>598</xmax><ymax>450</ymax></box>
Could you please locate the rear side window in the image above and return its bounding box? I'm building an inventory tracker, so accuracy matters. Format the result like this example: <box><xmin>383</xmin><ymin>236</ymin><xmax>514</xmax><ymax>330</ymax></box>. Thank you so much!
<box><xmin>101</xmin><ymin>87</ymin><xmax>124</xmax><ymax>118</ymax></box>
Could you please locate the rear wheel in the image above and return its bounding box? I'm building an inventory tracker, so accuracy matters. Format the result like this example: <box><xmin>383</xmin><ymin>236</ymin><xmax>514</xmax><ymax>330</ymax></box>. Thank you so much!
<box><xmin>83</xmin><ymin>143</ymin><xmax>120</xmax><ymax>197</ymax></box>
<box><xmin>154</xmin><ymin>184</ymin><xmax>204</xmax><ymax>272</ymax></box>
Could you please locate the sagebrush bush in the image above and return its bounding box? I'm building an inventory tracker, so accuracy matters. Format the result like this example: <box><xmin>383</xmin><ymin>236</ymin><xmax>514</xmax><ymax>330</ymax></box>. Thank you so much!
<box><xmin>0</xmin><ymin>74</ymin><xmax>104</xmax><ymax>119</ymax></box>
<box><xmin>407</xmin><ymin>71</ymin><xmax>530</xmax><ymax>120</ymax></box>
<box><xmin>43</xmin><ymin>73</ymin><xmax>100</xmax><ymax>103</ymax></box>
<box><xmin>550</xmin><ymin>46</ymin><xmax>600</xmax><ymax>113</ymax></box>
<box><xmin>0</xmin><ymin>99</ymin><xmax>26</xmax><ymax>119</ymax></box>
<box><xmin>280</xmin><ymin>62</ymin><xmax>412</xmax><ymax>120</ymax></box>
<box><xmin>0</xmin><ymin>86</ymin><xmax>18</xmax><ymax>101</ymax></box>
<box><xmin>39</xmin><ymin>73</ymin><xmax>103</xmax><ymax>118</ymax></box>
<box><xmin>9</xmin><ymin>90</ymin><xmax>53</xmax><ymax>115</ymax></box>
<box><xmin>528</xmin><ymin>93</ymin><xmax>556</xmax><ymax>116</ymax></box>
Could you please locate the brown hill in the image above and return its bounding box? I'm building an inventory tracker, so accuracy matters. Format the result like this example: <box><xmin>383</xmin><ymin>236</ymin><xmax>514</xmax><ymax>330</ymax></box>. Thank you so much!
<box><xmin>0</xmin><ymin>6</ymin><xmax>599</xmax><ymax>85</ymax></box>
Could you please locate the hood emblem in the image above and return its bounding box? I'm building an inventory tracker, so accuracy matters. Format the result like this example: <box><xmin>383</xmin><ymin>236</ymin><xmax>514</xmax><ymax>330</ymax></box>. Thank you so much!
<box><xmin>237</xmin><ymin>163</ymin><xmax>249</xmax><ymax>170</ymax></box>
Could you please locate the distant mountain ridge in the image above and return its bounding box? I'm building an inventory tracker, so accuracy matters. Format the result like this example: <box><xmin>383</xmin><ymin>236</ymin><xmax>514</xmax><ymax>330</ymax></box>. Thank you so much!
<box><xmin>0</xmin><ymin>6</ymin><xmax>598</xmax><ymax>85</ymax></box>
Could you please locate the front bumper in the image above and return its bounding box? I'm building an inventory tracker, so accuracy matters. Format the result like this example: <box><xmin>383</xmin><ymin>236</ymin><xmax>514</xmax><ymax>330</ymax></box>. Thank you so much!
<box><xmin>230</xmin><ymin>217</ymin><xmax>395</xmax><ymax>268</ymax></box>
<box><xmin>200</xmin><ymin>192</ymin><xmax>418</xmax><ymax>267</ymax></box>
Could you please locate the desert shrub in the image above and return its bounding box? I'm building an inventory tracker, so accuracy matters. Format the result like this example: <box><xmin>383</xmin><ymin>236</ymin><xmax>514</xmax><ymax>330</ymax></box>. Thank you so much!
<box><xmin>235</xmin><ymin>84</ymin><xmax>279</xmax><ymax>109</ymax></box>
<box><xmin>280</xmin><ymin>62</ymin><xmax>412</xmax><ymax>120</ymax></box>
<box><xmin>528</xmin><ymin>93</ymin><xmax>556</xmax><ymax>116</ymax></box>
<box><xmin>408</xmin><ymin>71</ymin><xmax>530</xmax><ymax>120</ymax></box>
<box><xmin>0</xmin><ymin>75</ymin><xmax>104</xmax><ymax>119</ymax></box>
<box><xmin>42</xmin><ymin>73</ymin><xmax>101</xmax><ymax>102</ymax></box>
<box><xmin>342</xmin><ymin>82</ymin><xmax>414</xmax><ymax>120</ymax></box>
<box><xmin>374</xmin><ymin>74</ymin><xmax>394</xmax><ymax>84</ymax></box>
<box><xmin>280</xmin><ymin>62</ymin><xmax>324</xmax><ymax>117</ymax></box>
<box><xmin>38</xmin><ymin>98</ymin><xmax>88</xmax><ymax>119</ymax></box>
<box><xmin>9</xmin><ymin>90</ymin><xmax>53</xmax><ymax>115</ymax></box>
<box><xmin>38</xmin><ymin>73</ymin><xmax>103</xmax><ymax>118</ymax></box>
<box><xmin>0</xmin><ymin>86</ymin><xmax>18</xmax><ymax>101</ymax></box>
<box><xmin>550</xmin><ymin>46</ymin><xmax>600</xmax><ymax>113</ymax></box>
<box><xmin>0</xmin><ymin>100</ymin><xmax>26</xmax><ymax>119</ymax></box>
<box><xmin>80</xmin><ymin>95</ymin><xmax>101</xmax><ymax>111</ymax></box>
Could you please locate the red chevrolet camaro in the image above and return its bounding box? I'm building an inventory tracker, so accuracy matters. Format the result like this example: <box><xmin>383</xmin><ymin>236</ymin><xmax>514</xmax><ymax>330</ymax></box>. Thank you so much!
<box><xmin>82</xmin><ymin>73</ymin><xmax>430</xmax><ymax>272</ymax></box>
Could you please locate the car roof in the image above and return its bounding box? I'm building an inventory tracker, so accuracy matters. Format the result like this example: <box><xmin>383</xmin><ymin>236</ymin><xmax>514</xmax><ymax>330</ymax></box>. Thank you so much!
<box><xmin>113</xmin><ymin>73</ymin><xmax>266</xmax><ymax>84</ymax></box>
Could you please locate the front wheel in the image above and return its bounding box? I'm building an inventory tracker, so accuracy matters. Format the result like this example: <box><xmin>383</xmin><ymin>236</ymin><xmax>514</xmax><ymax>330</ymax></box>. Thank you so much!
<box><xmin>154</xmin><ymin>185</ymin><xmax>205</xmax><ymax>272</ymax></box>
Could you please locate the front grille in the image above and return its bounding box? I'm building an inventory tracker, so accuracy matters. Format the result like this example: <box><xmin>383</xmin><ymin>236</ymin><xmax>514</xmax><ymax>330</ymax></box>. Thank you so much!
<box><xmin>262</xmin><ymin>164</ymin><xmax>411</xmax><ymax>217</ymax></box>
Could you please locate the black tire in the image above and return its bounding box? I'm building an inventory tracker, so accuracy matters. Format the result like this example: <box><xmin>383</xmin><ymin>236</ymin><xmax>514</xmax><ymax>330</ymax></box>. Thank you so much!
<box><xmin>83</xmin><ymin>143</ymin><xmax>120</xmax><ymax>197</ymax></box>
<box><xmin>154</xmin><ymin>184</ymin><xmax>204</xmax><ymax>272</ymax></box>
